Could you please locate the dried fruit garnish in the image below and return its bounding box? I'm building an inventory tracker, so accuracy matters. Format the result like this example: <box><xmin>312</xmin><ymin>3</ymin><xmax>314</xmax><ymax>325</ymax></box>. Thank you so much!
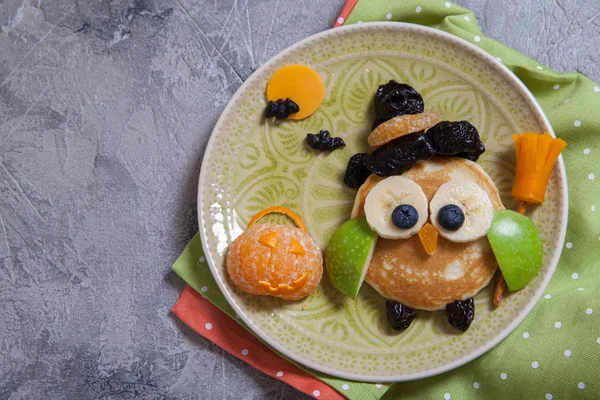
<box><xmin>373</xmin><ymin>81</ymin><xmax>424</xmax><ymax>129</ymax></box>
<box><xmin>386</xmin><ymin>300</ymin><xmax>417</xmax><ymax>330</ymax></box>
<box><xmin>425</xmin><ymin>121</ymin><xmax>485</xmax><ymax>161</ymax></box>
<box><xmin>343</xmin><ymin>153</ymin><xmax>372</xmax><ymax>188</ymax></box>
<box><xmin>446</xmin><ymin>298</ymin><xmax>475</xmax><ymax>331</ymax></box>
<box><xmin>363</xmin><ymin>144</ymin><xmax>417</xmax><ymax>177</ymax></box>
<box><xmin>264</xmin><ymin>98</ymin><xmax>300</xmax><ymax>120</ymax></box>
<box><xmin>362</xmin><ymin>133</ymin><xmax>435</xmax><ymax>177</ymax></box>
<box><xmin>368</xmin><ymin>110</ymin><xmax>442</xmax><ymax>147</ymax></box>
<box><xmin>306</xmin><ymin>130</ymin><xmax>346</xmax><ymax>151</ymax></box>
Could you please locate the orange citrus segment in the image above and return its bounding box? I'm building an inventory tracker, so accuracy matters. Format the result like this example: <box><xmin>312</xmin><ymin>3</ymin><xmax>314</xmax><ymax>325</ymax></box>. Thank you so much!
<box><xmin>248</xmin><ymin>206</ymin><xmax>306</xmax><ymax>231</ymax></box>
<box><xmin>266</xmin><ymin>64</ymin><xmax>324</xmax><ymax>120</ymax></box>
<box><xmin>418</xmin><ymin>223</ymin><xmax>439</xmax><ymax>256</ymax></box>
<box><xmin>368</xmin><ymin>110</ymin><xmax>442</xmax><ymax>147</ymax></box>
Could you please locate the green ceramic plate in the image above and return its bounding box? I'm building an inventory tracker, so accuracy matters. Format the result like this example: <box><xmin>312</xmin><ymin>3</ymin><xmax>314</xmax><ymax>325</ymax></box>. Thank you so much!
<box><xmin>198</xmin><ymin>22</ymin><xmax>567</xmax><ymax>382</ymax></box>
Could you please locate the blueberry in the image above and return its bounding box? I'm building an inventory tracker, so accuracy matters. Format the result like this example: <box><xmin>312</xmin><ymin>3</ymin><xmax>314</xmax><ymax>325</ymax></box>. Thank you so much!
<box><xmin>391</xmin><ymin>204</ymin><xmax>419</xmax><ymax>229</ymax></box>
<box><xmin>437</xmin><ymin>204</ymin><xmax>465</xmax><ymax>231</ymax></box>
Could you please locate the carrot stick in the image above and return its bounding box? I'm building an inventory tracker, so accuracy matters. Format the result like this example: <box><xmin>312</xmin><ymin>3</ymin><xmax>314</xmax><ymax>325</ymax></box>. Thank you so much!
<box><xmin>493</xmin><ymin>274</ymin><xmax>507</xmax><ymax>307</ymax></box>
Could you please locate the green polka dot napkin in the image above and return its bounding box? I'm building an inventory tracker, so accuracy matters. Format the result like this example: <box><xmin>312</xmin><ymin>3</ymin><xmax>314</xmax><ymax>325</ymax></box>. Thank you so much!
<box><xmin>172</xmin><ymin>1</ymin><xmax>600</xmax><ymax>398</ymax></box>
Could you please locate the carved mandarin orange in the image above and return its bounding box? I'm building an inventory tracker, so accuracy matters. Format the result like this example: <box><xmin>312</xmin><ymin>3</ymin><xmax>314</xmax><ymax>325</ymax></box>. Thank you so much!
<box><xmin>226</xmin><ymin>207</ymin><xmax>323</xmax><ymax>300</ymax></box>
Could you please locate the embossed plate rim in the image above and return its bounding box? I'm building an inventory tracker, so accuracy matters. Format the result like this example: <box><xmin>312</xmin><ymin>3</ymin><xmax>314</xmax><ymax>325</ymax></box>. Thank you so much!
<box><xmin>197</xmin><ymin>22</ymin><xmax>568</xmax><ymax>382</ymax></box>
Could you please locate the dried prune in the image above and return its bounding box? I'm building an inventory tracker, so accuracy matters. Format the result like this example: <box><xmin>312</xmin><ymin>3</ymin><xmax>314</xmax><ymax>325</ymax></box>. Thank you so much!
<box><xmin>265</xmin><ymin>98</ymin><xmax>300</xmax><ymax>120</ymax></box>
<box><xmin>425</xmin><ymin>121</ymin><xmax>485</xmax><ymax>161</ymax></box>
<box><xmin>445</xmin><ymin>298</ymin><xmax>475</xmax><ymax>332</ymax></box>
<box><xmin>403</xmin><ymin>132</ymin><xmax>436</xmax><ymax>161</ymax></box>
<box><xmin>306</xmin><ymin>130</ymin><xmax>346</xmax><ymax>151</ymax></box>
<box><xmin>264</xmin><ymin>100</ymin><xmax>283</xmax><ymax>118</ymax></box>
<box><xmin>386</xmin><ymin>300</ymin><xmax>417</xmax><ymax>331</ymax></box>
<box><xmin>343</xmin><ymin>153</ymin><xmax>371</xmax><ymax>188</ymax></box>
<box><xmin>363</xmin><ymin>145</ymin><xmax>417</xmax><ymax>177</ymax></box>
<box><xmin>284</xmin><ymin>98</ymin><xmax>299</xmax><ymax>114</ymax></box>
<box><xmin>362</xmin><ymin>133</ymin><xmax>434</xmax><ymax>177</ymax></box>
<box><xmin>373</xmin><ymin>81</ymin><xmax>424</xmax><ymax>129</ymax></box>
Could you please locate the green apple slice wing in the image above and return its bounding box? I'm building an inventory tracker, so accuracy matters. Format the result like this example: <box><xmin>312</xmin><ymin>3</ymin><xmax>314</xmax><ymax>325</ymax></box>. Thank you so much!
<box><xmin>487</xmin><ymin>210</ymin><xmax>544</xmax><ymax>291</ymax></box>
<box><xmin>325</xmin><ymin>218</ymin><xmax>378</xmax><ymax>299</ymax></box>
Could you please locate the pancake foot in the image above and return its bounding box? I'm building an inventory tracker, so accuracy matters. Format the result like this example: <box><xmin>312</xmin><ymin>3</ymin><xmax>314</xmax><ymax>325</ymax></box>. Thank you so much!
<box><xmin>446</xmin><ymin>298</ymin><xmax>475</xmax><ymax>331</ymax></box>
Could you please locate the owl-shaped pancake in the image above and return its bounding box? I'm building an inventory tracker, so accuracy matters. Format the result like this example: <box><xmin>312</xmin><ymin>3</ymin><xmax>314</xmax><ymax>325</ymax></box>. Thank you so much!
<box><xmin>352</xmin><ymin>157</ymin><xmax>504</xmax><ymax>311</ymax></box>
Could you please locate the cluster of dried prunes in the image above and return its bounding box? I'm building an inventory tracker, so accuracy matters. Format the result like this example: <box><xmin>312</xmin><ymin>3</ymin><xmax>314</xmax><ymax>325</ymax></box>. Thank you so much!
<box><xmin>343</xmin><ymin>80</ymin><xmax>486</xmax><ymax>189</ymax></box>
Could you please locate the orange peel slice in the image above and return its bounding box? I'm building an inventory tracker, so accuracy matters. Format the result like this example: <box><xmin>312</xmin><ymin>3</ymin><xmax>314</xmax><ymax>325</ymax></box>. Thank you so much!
<box><xmin>258</xmin><ymin>272</ymin><xmax>309</xmax><ymax>296</ymax></box>
<box><xmin>289</xmin><ymin>238</ymin><xmax>306</xmax><ymax>255</ymax></box>
<box><xmin>248</xmin><ymin>206</ymin><xmax>306</xmax><ymax>231</ymax></box>
<box><xmin>368</xmin><ymin>110</ymin><xmax>442</xmax><ymax>147</ymax></box>
<box><xmin>266</xmin><ymin>64</ymin><xmax>324</xmax><ymax>120</ymax></box>
<box><xmin>418</xmin><ymin>222</ymin><xmax>439</xmax><ymax>256</ymax></box>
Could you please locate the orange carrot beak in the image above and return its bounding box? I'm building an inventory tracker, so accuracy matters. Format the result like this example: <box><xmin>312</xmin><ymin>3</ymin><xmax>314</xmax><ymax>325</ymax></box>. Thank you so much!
<box><xmin>418</xmin><ymin>223</ymin><xmax>439</xmax><ymax>256</ymax></box>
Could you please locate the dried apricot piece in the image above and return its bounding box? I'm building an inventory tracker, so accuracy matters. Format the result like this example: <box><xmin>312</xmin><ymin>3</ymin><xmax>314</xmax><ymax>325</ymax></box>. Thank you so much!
<box><xmin>417</xmin><ymin>222</ymin><xmax>439</xmax><ymax>256</ymax></box>
<box><xmin>368</xmin><ymin>110</ymin><xmax>442</xmax><ymax>147</ymax></box>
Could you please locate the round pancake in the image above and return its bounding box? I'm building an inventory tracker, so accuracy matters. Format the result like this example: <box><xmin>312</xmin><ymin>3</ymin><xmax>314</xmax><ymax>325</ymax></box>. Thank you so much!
<box><xmin>352</xmin><ymin>157</ymin><xmax>504</xmax><ymax>311</ymax></box>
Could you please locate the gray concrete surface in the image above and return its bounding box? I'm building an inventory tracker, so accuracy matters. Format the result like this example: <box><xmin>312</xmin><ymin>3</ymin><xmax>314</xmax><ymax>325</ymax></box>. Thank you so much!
<box><xmin>1</xmin><ymin>0</ymin><xmax>599</xmax><ymax>399</ymax></box>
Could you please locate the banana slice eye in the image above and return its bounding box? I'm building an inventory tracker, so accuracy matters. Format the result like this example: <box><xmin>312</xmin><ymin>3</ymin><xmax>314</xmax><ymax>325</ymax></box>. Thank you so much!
<box><xmin>430</xmin><ymin>180</ymin><xmax>494</xmax><ymax>242</ymax></box>
<box><xmin>364</xmin><ymin>176</ymin><xmax>428</xmax><ymax>239</ymax></box>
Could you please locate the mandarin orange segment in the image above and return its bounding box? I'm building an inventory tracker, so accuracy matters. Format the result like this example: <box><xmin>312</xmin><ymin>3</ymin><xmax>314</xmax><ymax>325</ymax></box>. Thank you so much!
<box><xmin>368</xmin><ymin>110</ymin><xmax>442</xmax><ymax>147</ymax></box>
<box><xmin>266</xmin><ymin>64</ymin><xmax>325</xmax><ymax>120</ymax></box>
